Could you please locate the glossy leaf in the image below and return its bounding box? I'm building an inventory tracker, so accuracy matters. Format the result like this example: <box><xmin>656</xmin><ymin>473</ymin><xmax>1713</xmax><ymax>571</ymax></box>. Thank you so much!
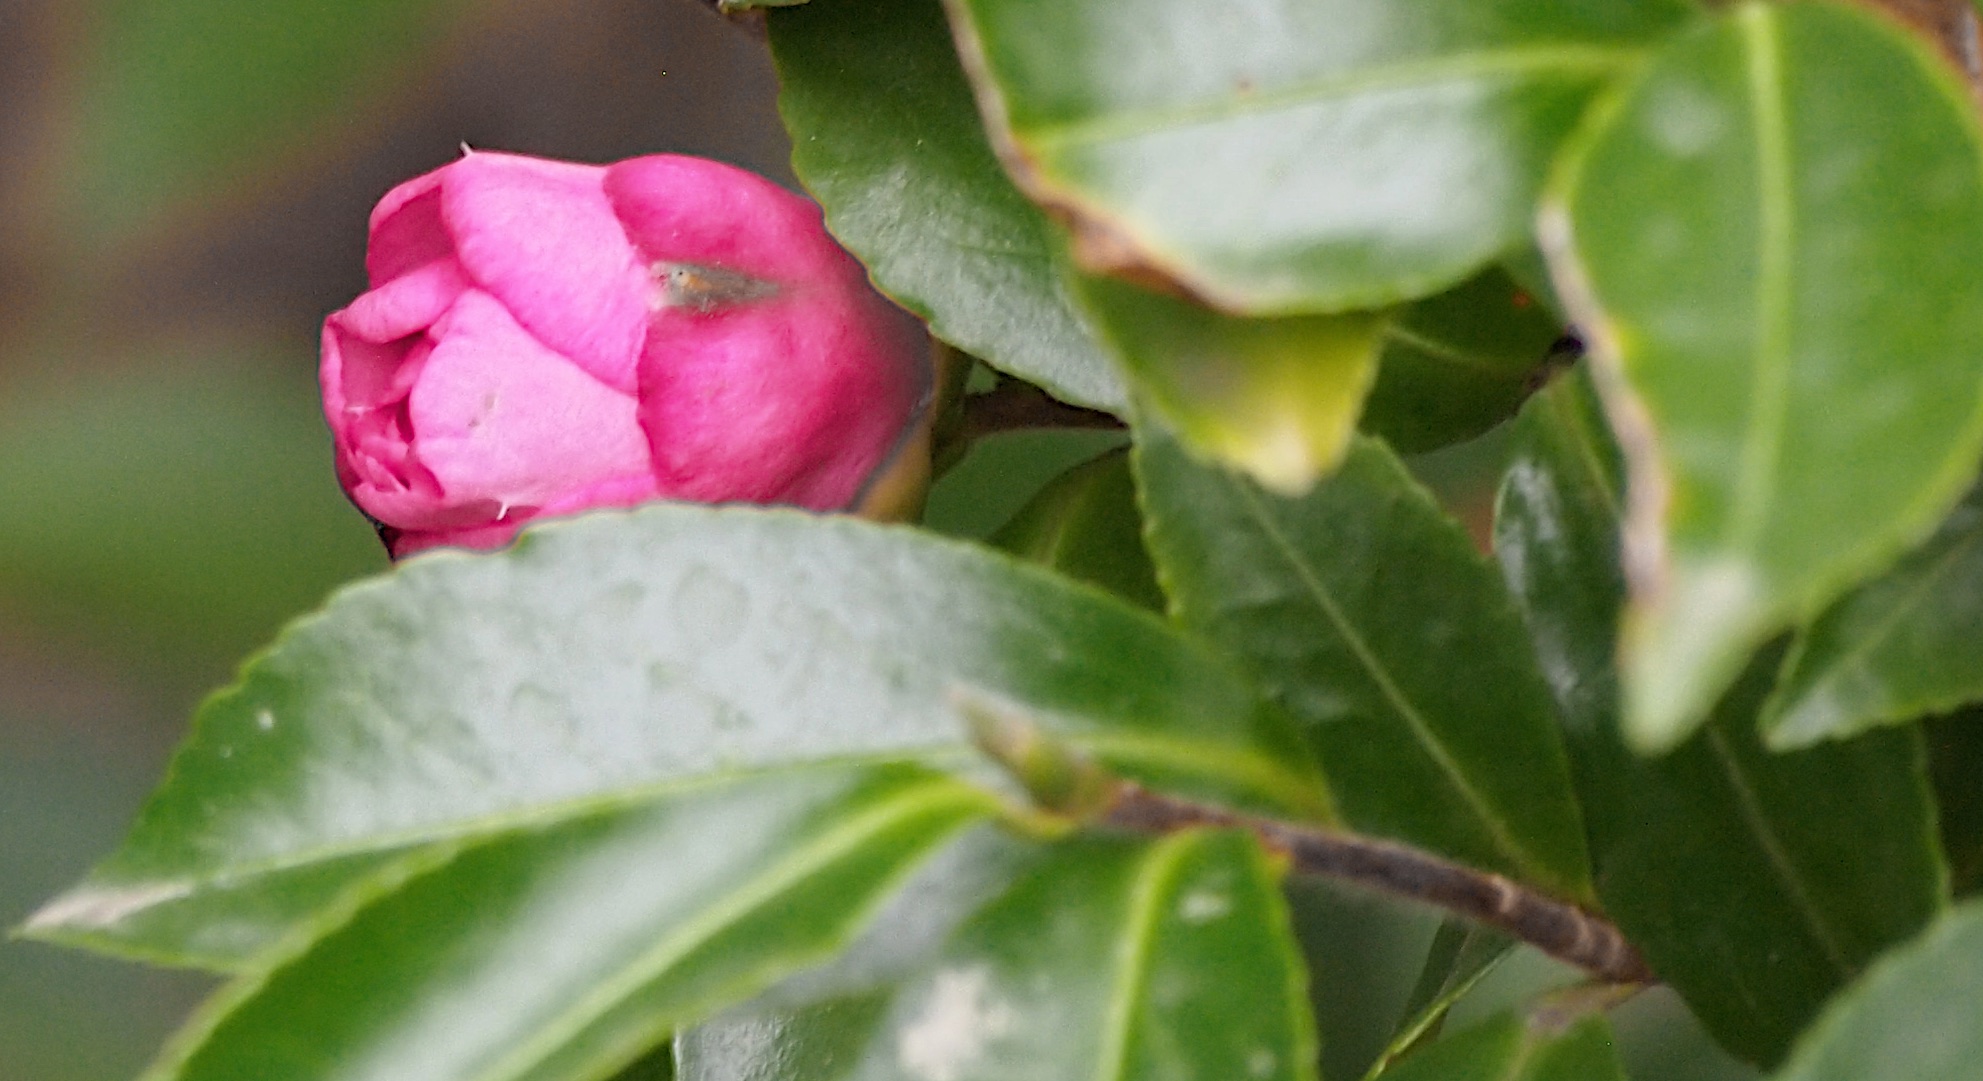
<box><xmin>769</xmin><ymin>0</ymin><xmax>1125</xmax><ymax>411</ymax></box>
<box><xmin>989</xmin><ymin>448</ymin><xmax>1164</xmax><ymax>611</ymax></box>
<box><xmin>1361</xmin><ymin>268</ymin><xmax>1566</xmax><ymax>454</ymax></box>
<box><xmin>674</xmin><ymin>827</ymin><xmax>1049</xmax><ymax>1081</ymax></box>
<box><xmin>1543</xmin><ymin>0</ymin><xmax>1983</xmax><ymax>750</ymax></box>
<box><xmin>944</xmin><ymin>0</ymin><xmax>1692</xmax><ymax>313</ymax></box>
<box><xmin>1362</xmin><ymin>921</ymin><xmax>1514</xmax><ymax>1080</ymax></box>
<box><xmin>66</xmin><ymin>0</ymin><xmax>465</xmax><ymax>249</ymax></box>
<box><xmin>686</xmin><ymin>831</ymin><xmax>1317</xmax><ymax>1081</ymax></box>
<box><xmin>1375</xmin><ymin>1011</ymin><xmax>1624</xmax><ymax>1081</ymax></box>
<box><xmin>680</xmin><ymin>997</ymin><xmax>891</xmax><ymax>1081</ymax></box>
<box><xmin>1494</xmin><ymin>371</ymin><xmax>1948</xmax><ymax>1065</ymax></box>
<box><xmin>1763</xmin><ymin>490</ymin><xmax>1983</xmax><ymax>747</ymax></box>
<box><xmin>1136</xmin><ymin>426</ymin><xmax>1591</xmax><ymax>899</ymax></box>
<box><xmin>24</xmin><ymin>506</ymin><xmax>1328</xmax><ymax>969</ymax></box>
<box><xmin>143</xmin><ymin>764</ymin><xmax>992</xmax><ymax>1081</ymax></box>
<box><xmin>1772</xmin><ymin>899</ymin><xmax>1983</xmax><ymax>1081</ymax></box>
<box><xmin>1078</xmin><ymin>275</ymin><xmax>1387</xmax><ymax>493</ymax></box>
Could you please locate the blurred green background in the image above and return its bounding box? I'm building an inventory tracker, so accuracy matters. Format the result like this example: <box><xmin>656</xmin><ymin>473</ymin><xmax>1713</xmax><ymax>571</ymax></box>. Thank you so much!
<box><xmin>0</xmin><ymin>3</ymin><xmax>792</xmax><ymax>1076</ymax></box>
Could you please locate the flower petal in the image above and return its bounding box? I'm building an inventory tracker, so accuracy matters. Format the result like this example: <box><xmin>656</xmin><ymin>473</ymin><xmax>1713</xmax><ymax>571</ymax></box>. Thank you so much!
<box><xmin>605</xmin><ymin>155</ymin><xmax>848</xmax><ymax>284</ymax></box>
<box><xmin>639</xmin><ymin>293</ymin><xmax>926</xmax><ymax>509</ymax></box>
<box><xmin>338</xmin><ymin>258</ymin><xmax>470</xmax><ymax>344</ymax></box>
<box><xmin>323</xmin><ymin>310</ymin><xmax>424</xmax><ymax>418</ymax></box>
<box><xmin>366</xmin><ymin>169</ymin><xmax>450</xmax><ymax>284</ymax></box>
<box><xmin>410</xmin><ymin>291</ymin><xmax>653</xmax><ymax>513</ymax></box>
<box><xmin>441</xmin><ymin>151</ymin><xmax>648</xmax><ymax>393</ymax></box>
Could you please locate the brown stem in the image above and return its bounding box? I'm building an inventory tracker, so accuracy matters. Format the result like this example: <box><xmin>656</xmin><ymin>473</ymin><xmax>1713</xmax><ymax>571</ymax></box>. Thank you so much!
<box><xmin>961</xmin><ymin>381</ymin><xmax>1126</xmax><ymax>439</ymax></box>
<box><xmin>1103</xmin><ymin>784</ymin><xmax>1655</xmax><ymax>986</ymax></box>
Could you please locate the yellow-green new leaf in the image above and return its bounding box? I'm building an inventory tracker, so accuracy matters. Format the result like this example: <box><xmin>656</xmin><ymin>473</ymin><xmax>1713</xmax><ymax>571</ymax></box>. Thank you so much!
<box><xmin>1077</xmin><ymin>275</ymin><xmax>1386</xmax><ymax>494</ymax></box>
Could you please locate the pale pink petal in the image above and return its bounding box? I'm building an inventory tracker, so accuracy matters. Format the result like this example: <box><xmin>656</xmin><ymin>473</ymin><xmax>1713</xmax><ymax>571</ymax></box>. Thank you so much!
<box><xmin>605</xmin><ymin>155</ymin><xmax>847</xmax><ymax>283</ymax></box>
<box><xmin>410</xmin><ymin>291</ymin><xmax>652</xmax><ymax>511</ymax></box>
<box><xmin>337</xmin><ymin>258</ymin><xmax>470</xmax><ymax>344</ymax></box>
<box><xmin>440</xmin><ymin>151</ymin><xmax>648</xmax><ymax>393</ymax></box>
<box><xmin>366</xmin><ymin>169</ymin><xmax>450</xmax><ymax>283</ymax></box>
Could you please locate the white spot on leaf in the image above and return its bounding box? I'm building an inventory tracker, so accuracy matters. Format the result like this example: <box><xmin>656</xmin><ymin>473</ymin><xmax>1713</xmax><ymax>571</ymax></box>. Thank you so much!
<box><xmin>1178</xmin><ymin>888</ymin><xmax>1232</xmax><ymax>923</ymax></box>
<box><xmin>898</xmin><ymin>967</ymin><xmax>1017</xmax><ymax>1081</ymax></box>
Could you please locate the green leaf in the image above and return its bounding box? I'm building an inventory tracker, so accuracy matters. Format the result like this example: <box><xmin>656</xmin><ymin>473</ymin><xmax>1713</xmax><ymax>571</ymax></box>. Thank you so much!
<box><xmin>1076</xmin><ymin>275</ymin><xmax>1387</xmax><ymax>493</ymax></box>
<box><xmin>1135</xmin><ymin>426</ymin><xmax>1591</xmax><ymax>899</ymax></box>
<box><xmin>943</xmin><ymin>0</ymin><xmax>1692</xmax><ymax>313</ymax></box>
<box><xmin>1362</xmin><ymin>921</ymin><xmax>1515</xmax><ymax>1080</ymax></box>
<box><xmin>924</xmin><ymin>428</ymin><xmax>1131</xmax><ymax>541</ymax></box>
<box><xmin>1771</xmin><ymin>899</ymin><xmax>1983</xmax><ymax>1081</ymax></box>
<box><xmin>603</xmin><ymin>1045</ymin><xmax>674</xmax><ymax>1081</ymax></box>
<box><xmin>1927</xmin><ymin>710</ymin><xmax>1983</xmax><ymax>897</ymax></box>
<box><xmin>65</xmin><ymin>0</ymin><xmax>465</xmax><ymax>250</ymax></box>
<box><xmin>680</xmin><ymin>997</ymin><xmax>890</xmax><ymax>1081</ymax></box>
<box><xmin>768</xmin><ymin>0</ymin><xmax>1125</xmax><ymax>412</ymax></box>
<box><xmin>142</xmin><ymin>764</ymin><xmax>991</xmax><ymax>1081</ymax></box>
<box><xmin>989</xmin><ymin>448</ymin><xmax>1164</xmax><ymax>611</ymax></box>
<box><xmin>675</xmin><ymin>827</ymin><xmax>1048</xmax><ymax>1080</ymax></box>
<box><xmin>1373</xmin><ymin>1011</ymin><xmax>1625</xmax><ymax>1081</ymax></box>
<box><xmin>1361</xmin><ymin>268</ymin><xmax>1566</xmax><ymax>454</ymax></box>
<box><xmin>25</xmin><ymin>506</ymin><xmax>1327</xmax><ymax>969</ymax></box>
<box><xmin>1762</xmin><ymin>490</ymin><xmax>1983</xmax><ymax>747</ymax></box>
<box><xmin>1494</xmin><ymin>371</ymin><xmax>1948</xmax><ymax>1066</ymax></box>
<box><xmin>688</xmin><ymin>831</ymin><xmax>1318</xmax><ymax>1081</ymax></box>
<box><xmin>1542</xmin><ymin>0</ymin><xmax>1983</xmax><ymax>750</ymax></box>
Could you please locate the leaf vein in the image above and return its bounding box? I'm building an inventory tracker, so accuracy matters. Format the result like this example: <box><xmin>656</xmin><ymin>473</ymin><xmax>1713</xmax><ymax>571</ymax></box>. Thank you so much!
<box><xmin>1094</xmin><ymin>832</ymin><xmax>1198</xmax><ymax>1081</ymax></box>
<box><xmin>1731</xmin><ymin>5</ymin><xmax>1795</xmax><ymax>551</ymax></box>
<box><xmin>1703</xmin><ymin>725</ymin><xmax>1854</xmax><ymax>977</ymax></box>
<box><xmin>471</xmin><ymin>781</ymin><xmax>988</xmax><ymax>1081</ymax></box>
<box><xmin>1226</xmin><ymin>480</ymin><xmax>1543</xmax><ymax>881</ymax></box>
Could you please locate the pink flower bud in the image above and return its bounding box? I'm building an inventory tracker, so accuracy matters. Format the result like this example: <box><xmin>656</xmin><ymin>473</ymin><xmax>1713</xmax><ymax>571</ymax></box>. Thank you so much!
<box><xmin>321</xmin><ymin>151</ymin><xmax>929</xmax><ymax>558</ymax></box>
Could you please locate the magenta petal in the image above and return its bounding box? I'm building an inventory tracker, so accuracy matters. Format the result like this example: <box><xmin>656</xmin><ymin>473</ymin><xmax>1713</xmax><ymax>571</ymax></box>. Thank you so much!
<box><xmin>366</xmin><ymin>170</ymin><xmax>450</xmax><ymax>284</ymax></box>
<box><xmin>605</xmin><ymin>155</ymin><xmax>847</xmax><ymax>283</ymax></box>
<box><xmin>410</xmin><ymin>291</ymin><xmax>653</xmax><ymax>512</ymax></box>
<box><xmin>388</xmin><ymin>519</ymin><xmax>530</xmax><ymax>559</ymax></box>
<box><xmin>337</xmin><ymin>258</ymin><xmax>470</xmax><ymax>344</ymax></box>
<box><xmin>440</xmin><ymin>152</ymin><xmax>648</xmax><ymax>394</ymax></box>
<box><xmin>323</xmin><ymin>311</ymin><xmax>423</xmax><ymax>415</ymax></box>
<box><xmin>639</xmin><ymin>294</ymin><xmax>926</xmax><ymax>509</ymax></box>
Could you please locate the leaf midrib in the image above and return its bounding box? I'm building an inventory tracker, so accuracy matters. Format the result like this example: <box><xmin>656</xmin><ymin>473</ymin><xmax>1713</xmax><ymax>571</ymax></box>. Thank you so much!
<box><xmin>1225</xmin><ymin>478</ymin><xmax>1549</xmax><ymax>884</ymax></box>
<box><xmin>69</xmin><ymin>726</ymin><xmax>1332</xmax><ymax>926</ymax></box>
<box><xmin>1383</xmin><ymin>324</ymin><xmax>1518</xmax><ymax>379</ymax></box>
<box><xmin>1024</xmin><ymin>44</ymin><xmax>1635</xmax><ymax>152</ymax></box>
<box><xmin>1092</xmin><ymin>832</ymin><xmax>1198</xmax><ymax>1081</ymax></box>
<box><xmin>77</xmin><ymin>752</ymin><xmax>974</xmax><ymax>906</ymax></box>
<box><xmin>471</xmin><ymin>780</ymin><xmax>992</xmax><ymax>1081</ymax></box>
<box><xmin>1703</xmin><ymin>725</ymin><xmax>1855</xmax><ymax>976</ymax></box>
<box><xmin>1729</xmin><ymin>5</ymin><xmax>1795</xmax><ymax>553</ymax></box>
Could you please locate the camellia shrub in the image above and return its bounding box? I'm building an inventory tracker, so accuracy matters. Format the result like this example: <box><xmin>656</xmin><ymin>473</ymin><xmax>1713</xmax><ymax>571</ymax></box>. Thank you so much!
<box><xmin>22</xmin><ymin>0</ymin><xmax>1983</xmax><ymax>1078</ymax></box>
